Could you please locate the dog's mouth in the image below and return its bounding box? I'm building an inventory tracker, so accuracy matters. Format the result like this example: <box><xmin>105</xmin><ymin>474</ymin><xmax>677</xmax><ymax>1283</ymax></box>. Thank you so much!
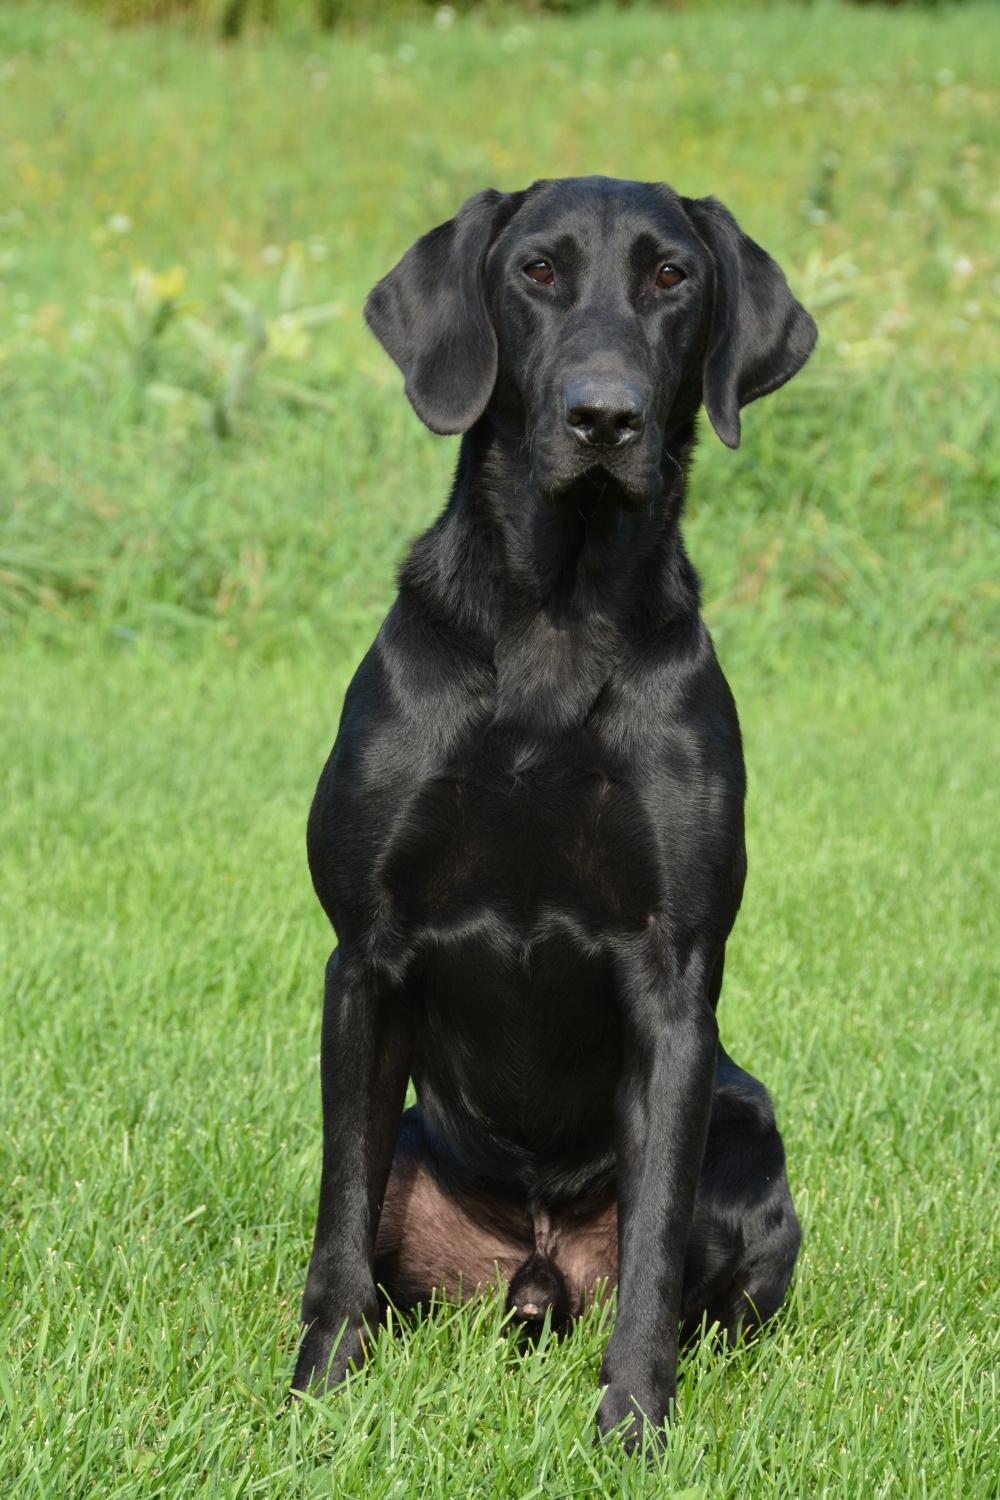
<box><xmin>541</xmin><ymin>464</ymin><xmax>654</xmax><ymax>514</ymax></box>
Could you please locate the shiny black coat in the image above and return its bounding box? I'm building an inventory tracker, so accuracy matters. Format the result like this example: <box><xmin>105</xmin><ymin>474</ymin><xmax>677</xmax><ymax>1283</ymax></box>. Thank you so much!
<box><xmin>293</xmin><ymin>177</ymin><xmax>815</xmax><ymax>1454</ymax></box>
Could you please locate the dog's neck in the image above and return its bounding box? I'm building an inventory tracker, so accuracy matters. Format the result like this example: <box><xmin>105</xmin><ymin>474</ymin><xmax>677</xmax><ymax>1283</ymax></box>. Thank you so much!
<box><xmin>399</xmin><ymin>416</ymin><xmax>703</xmax><ymax>731</ymax></box>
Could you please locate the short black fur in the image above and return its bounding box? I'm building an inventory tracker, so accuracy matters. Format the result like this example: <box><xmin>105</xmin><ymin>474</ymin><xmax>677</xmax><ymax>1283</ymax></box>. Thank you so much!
<box><xmin>291</xmin><ymin>176</ymin><xmax>815</xmax><ymax>1454</ymax></box>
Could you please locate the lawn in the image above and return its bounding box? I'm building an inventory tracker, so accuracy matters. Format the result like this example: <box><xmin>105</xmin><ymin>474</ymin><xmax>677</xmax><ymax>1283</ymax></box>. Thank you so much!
<box><xmin>1</xmin><ymin>2</ymin><xmax>998</xmax><ymax>1495</ymax></box>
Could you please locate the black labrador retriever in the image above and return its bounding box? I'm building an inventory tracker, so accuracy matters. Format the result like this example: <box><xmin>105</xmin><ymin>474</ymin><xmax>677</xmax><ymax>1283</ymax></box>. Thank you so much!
<box><xmin>292</xmin><ymin>176</ymin><xmax>816</xmax><ymax>1452</ymax></box>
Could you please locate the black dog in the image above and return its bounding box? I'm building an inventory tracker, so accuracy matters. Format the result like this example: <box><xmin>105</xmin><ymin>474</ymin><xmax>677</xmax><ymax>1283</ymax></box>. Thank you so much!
<box><xmin>292</xmin><ymin>176</ymin><xmax>816</xmax><ymax>1452</ymax></box>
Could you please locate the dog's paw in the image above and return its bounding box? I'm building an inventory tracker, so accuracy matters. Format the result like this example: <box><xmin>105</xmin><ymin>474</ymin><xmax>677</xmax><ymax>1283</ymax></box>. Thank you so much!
<box><xmin>290</xmin><ymin>1314</ymin><xmax>373</xmax><ymax>1396</ymax></box>
<box><xmin>596</xmin><ymin>1381</ymin><xmax>671</xmax><ymax>1457</ymax></box>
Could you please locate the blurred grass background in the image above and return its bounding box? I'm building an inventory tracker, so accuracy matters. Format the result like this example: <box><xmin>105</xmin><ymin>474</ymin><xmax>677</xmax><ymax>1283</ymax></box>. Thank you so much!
<box><xmin>46</xmin><ymin>0</ymin><xmax>964</xmax><ymax>38</ymax></box>
<box><xmin>1</xmin><ymin>0</ymin><xmax>996</xmax><ymax>666</ymax></box>
<box><xmin>1</xmin><ymin>2</ymin><xmax>998</xmax><ymax>1496</ymax></box>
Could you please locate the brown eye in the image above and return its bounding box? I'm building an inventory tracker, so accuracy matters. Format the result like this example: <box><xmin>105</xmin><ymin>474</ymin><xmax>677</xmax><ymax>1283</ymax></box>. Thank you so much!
<box><xmin>655</xmin><ymin>264</ymin><xmax>686</xmax><ymax>289</ymax></box>
<box><xmin>524</xmin><ymin>259</ymin><xmax>555</xmax><ymax>286</ymax></box>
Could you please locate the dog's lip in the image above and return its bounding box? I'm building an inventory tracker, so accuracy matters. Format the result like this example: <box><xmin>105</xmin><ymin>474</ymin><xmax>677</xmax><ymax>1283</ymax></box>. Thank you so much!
<box><xmin>540</xmin><ymin>462</ymin><xmax>652</xmax><ymax>510</ymax></box>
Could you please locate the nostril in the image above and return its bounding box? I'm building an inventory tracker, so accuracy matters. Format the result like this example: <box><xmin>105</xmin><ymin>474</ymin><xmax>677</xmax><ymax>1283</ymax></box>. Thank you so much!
<box><xmin>564</xmin><ymin>384</ymin><xmax>646</xmax><ymax>448</ymax></box>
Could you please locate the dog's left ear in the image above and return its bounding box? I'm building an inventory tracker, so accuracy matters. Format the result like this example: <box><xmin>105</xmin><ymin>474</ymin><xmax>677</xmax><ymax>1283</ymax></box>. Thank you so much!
<box><xmin>364</xmin><ymin>189</ymin><xmax>521</xmax><ymax>436</ymax></box>
<box><xmin>683</xmin><ymin>196</ymin><xmax>817</xmax><ymax>449</ymax></box>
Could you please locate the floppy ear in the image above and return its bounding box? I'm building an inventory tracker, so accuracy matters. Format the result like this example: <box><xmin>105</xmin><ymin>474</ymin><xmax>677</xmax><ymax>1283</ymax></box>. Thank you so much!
<box><xmin>683</xmin><ymin>196</ymin><xmax>817</xmax><ymax>449</ymax></box>
<box><xmin>364</xmin><ymin>189</ymin><xmax>519</xmax><ymax>436</ymax></box>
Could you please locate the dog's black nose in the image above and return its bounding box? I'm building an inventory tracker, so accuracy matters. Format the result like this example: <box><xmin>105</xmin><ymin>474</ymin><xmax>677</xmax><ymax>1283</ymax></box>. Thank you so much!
<box><xmin>564</xmin><ymin>380</ymin><xmax>645</xmax><ymax>449</ymax></box>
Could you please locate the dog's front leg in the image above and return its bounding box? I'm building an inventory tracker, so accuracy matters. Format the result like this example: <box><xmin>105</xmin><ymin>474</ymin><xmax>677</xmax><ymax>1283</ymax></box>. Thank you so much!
<box><xmin>597</xmin><ymin>943</ymin><xmax>719</xmax><ymax>1453</ymax></box>
<box><xmin>291</xmin><ymin>948</ymin><xmax>412</xmax><ymax>1393</ymax></box>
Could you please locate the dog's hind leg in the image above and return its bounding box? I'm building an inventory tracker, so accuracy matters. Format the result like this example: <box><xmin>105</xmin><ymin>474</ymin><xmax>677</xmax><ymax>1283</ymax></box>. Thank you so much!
<box><xmin>680</xmin><ymin>1049</ymin><xmax>801</xmax><ymax>1346</ymax></box>
<box><xmin>373</xmin><ymin>1109</ymin><xmax>532</xmax><ymax>1311</ymax></box>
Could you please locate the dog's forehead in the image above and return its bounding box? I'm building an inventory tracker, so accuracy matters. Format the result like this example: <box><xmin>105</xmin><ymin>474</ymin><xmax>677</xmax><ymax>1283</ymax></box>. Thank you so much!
<box><xmin>509</xmin><ymin>176</ymin><xmax>694</xmax><ymax>247</ymax></box>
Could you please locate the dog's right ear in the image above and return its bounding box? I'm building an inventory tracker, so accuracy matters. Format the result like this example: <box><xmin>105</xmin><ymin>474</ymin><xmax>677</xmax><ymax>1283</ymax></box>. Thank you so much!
<box><xmin>364</xmin><ymin>189</ymin><xmax>520</xmax><ymax>436</ymax></box>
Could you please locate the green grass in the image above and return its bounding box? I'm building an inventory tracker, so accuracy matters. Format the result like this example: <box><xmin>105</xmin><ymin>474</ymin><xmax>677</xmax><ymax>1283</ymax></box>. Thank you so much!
<box><xmin>1</xmin><ymin>2</ymin><xmax>998</xmax><ymax>1495</ymax></box>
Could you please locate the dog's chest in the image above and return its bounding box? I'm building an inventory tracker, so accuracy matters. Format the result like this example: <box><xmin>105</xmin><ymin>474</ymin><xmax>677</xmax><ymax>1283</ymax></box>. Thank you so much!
<box><xmin>379</xmin><ymin>727</ymin><xmax>661</xmax><ymax>939</ymax></box>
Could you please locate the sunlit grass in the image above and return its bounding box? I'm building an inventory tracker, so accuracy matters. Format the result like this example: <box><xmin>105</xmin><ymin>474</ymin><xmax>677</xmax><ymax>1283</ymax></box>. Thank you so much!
<box><xmin>2</xmin><ymin>646</ymin><xmax>996</xmax><ymax>1496</ymax></box>
<box><xmin>1</xmin><ymin>1</ymin><xmax>998</xmax><ymax>1495</ymax></box>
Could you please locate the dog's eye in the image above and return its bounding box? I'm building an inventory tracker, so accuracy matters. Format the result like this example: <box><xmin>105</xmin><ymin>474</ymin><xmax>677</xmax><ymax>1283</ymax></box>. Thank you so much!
<box><xmin>655</xmin><ymin>264</ymin><xmax>686</xmax><ymax>289</ymax></box>
<box><xmin>524</xmin><ymin>259</ymin><xmax>555</xmax><ymax>286</ymax></box>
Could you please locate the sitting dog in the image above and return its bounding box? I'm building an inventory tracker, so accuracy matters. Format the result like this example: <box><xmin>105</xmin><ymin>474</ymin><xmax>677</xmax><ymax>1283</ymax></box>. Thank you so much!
<box><xmin>292</xmin><ymin>176</ymin><xmax>816</xmax><ymax>1452</ymax></box>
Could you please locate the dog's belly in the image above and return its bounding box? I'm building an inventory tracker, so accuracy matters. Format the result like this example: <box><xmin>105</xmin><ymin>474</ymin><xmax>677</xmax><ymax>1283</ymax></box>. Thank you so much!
<box><xmin>379</xmin><ymin>736</ymin><xmax>663</xmax><ymax>1192</ymax></box>
<box><xmin>412</xmin><ymin>926</ymin><xmax>620</xmax><ymax>1193</ymax></box>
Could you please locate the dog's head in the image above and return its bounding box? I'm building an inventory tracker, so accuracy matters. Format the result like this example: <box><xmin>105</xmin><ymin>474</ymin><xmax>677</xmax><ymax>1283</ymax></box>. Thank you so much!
<box><xmin>365</xmin><ymin>176</ymin><xmax>816</xmax><ymax>507</ymax></box>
